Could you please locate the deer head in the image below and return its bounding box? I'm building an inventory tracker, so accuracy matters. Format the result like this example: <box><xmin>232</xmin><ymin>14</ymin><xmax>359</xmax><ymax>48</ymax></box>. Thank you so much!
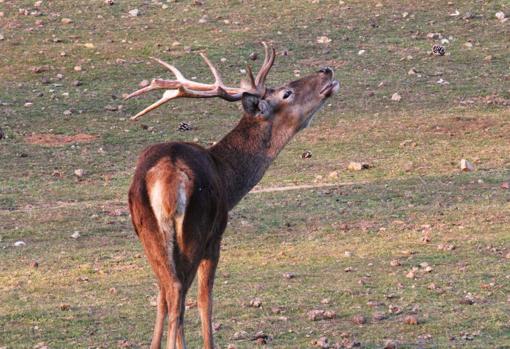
<box><xmin>125</xmin><ymin>42</ymin><xmax>339</xmax><ymax>136</ymax></box>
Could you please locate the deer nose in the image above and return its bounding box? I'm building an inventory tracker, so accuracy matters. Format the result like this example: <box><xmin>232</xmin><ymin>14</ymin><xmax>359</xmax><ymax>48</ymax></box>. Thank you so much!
<box><xmin>318</xmin><ymin>67</ymin><xmax>333</xmax><ymax>78</ymax></box>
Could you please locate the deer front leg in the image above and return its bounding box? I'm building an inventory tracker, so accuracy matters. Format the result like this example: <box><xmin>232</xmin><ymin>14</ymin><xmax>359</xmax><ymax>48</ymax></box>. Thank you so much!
<box><xmin>197</xmin><ymin>252</ymin><xmax>219</xmax><ymax>349</ymax></box>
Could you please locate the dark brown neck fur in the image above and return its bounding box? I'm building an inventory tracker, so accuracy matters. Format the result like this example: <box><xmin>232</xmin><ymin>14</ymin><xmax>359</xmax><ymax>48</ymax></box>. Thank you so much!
<box><xmin>209</xmin><ymin>115</ymin><xmax>294</xmax><ymax>210</ymax></box>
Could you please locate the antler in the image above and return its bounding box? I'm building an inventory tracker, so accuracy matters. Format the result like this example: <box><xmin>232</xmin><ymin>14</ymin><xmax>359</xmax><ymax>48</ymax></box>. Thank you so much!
<box><xmin>125</xmin><ymin>42</ymin><xmax>276</xmax><ymax>120</ymax></box>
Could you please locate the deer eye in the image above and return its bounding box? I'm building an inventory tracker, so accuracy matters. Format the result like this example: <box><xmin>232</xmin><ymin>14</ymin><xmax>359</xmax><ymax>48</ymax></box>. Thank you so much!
<box><xmin>283</xmin><ymin>90</ymin><xmax>293</xmax><ymax>99</ymax></box>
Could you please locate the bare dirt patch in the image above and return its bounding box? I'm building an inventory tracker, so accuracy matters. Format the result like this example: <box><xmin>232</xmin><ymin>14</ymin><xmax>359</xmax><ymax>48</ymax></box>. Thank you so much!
<box><xmin>25</xmin><ymin>133</ymin><xmax>97</xmax><ymax>146</ymax></box>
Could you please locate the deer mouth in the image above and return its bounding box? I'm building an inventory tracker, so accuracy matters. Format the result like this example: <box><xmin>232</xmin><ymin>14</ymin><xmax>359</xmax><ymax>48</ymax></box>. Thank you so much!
<box><xmin>320</xmin><ymin>80</ymin><xmax>340</xmax><ymax>98</ymax></box>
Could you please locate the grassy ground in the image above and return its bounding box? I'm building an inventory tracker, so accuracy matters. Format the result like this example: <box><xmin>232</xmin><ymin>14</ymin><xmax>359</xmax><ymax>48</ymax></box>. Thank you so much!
<box><xmin>1</xmin><ymin>0</ymin><xmax>509</xmax><ymax>348</ymax></box>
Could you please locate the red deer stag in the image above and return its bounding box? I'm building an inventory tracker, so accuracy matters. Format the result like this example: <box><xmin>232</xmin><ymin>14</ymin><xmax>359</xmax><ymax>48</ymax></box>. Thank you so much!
<box><xmin>126</xmin><ymin>43</ymin><xmax>339</xmax><ymax>349</ymax></box>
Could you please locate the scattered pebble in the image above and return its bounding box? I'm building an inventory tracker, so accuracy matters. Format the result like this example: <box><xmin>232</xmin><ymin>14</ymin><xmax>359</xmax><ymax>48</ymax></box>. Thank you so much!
<box><xmin>61</xmin><ymin>18</ymin><xmax>73</xmax><ymax>24</ymax></box>
<box><xmin>128</xmin><ymin>9</ymin><xmax>140</xmax><ymax>17</ymax></box>
<box><xmin>248</xmin><ymin>297</ymin><xmax>262</xmax><ymax>308</ymax></box>
<box><xmin>316</xmin><ymin>36</ymin><xmax>331</xmax><ymax>44</ymax></box>
<box><xmin>460</xmin><ymin>159</ymin><xmax>474</xmax><ymax>172</ymax></box>
<box><xmin>391</xmin><ymin>93</ymin><xmax>402</xmax><ymax>102</ymax></box>
<box><xmin>249</xmin><ymin>52</ymin><xmax>258</xmax><ymax>61</ymax></box>
<box><xmin>404</xmin><ymin>315</ymin><xmax>419</xmax><ymax>325</ymax></box>
<box><xmin>232</xmin><ymin>330</ymin><xmax>249</xmax><ymax>340</ymax></box>
<box><xmin>74</xmin><ymin>169</ymin><xmax>85</xmax><ymax>178</ymax></box>
<box><xmin>311</xmin><ymin>336</ymin><xmax>329</xmax><ymax>348</ymax></box>
<box><xmin>71</xmin><ymin>231</ymin><xmax>81</xmax><ymax>239</ymax></box>
<box><xmin>347</xmin><ymin>161</ymin><xmax>370</xmax><ymax>171</ymax></box>
<box><xmin>282</xmin><ymin>272</ymin><xmax>296</xmax><ymax>279</ymax></box>
<box><xmin>14</xmin><ymin>241</ymin><xmax>26</xmax><ymax>247</ymax></box>
<box><xmin>308</xmin><ymin>309</ymin><xmax>336</xmax><ymax>321</ymax></box>
<box><xmin>495</xmin><ymin>11</ymin><xmax>506</xmax><ymax>22</ymax></box>
<box><xmin>352</xmin><ymin>314</ymin><xmax>366</xmax><ymax>325</ymax></box>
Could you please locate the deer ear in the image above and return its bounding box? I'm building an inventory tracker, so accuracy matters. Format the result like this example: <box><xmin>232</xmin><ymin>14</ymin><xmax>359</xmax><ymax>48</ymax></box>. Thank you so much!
<box><xmin>241</xmin><ymin>92</ymin><xmax>260</xmax><ymax>116</ymax></box>
<box><xmin>241</xmin><ymin>93</ymin><xmax>272</xmax><ymax>118</ymax></box>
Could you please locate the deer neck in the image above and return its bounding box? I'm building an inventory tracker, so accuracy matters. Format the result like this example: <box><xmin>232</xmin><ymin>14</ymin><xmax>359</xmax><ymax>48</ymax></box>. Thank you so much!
<box><xmin>209</xmin><ymin>115</ymin><xmax>294</xmax><ymax>210</ymax></box>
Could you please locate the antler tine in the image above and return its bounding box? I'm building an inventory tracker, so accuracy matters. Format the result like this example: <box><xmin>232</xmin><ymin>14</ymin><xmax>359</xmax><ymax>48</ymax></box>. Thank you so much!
<box><xmin>151</xmin><ymin>57</ymin><xmax>186</xmax><ymax>81</ymax></box>
<box><xmin>255</xmin><ymin>42</ymin><xmax>276</xmax><ymax>88</ymax></box>
<box><xmin>130</xmin><ymin>89</ymin><xmax>181</xmax><ymax>120</ymax></box>
<box><xmin>245</xmin><ymin>65</ymin><xmax>257</xmax><ymax>89</ymax></box>
<box><xmin>124</xmin><ymin>78</ymin><xmax>182</xmax><ymax>100</ymax></box>
<box><xmin>199</xmin><ymin>53</ymin><xmax>224</xmax><ymax>86</ymax></box>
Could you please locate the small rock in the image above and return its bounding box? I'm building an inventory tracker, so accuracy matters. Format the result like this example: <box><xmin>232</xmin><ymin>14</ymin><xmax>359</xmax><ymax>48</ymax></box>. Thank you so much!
<box><xmin>328</xmin><ymin>171</ymin><xmax>338</xmax><ymax>179</ymax></box>
<box><xmin>33</xmin><ymin>342</ymin><xmax>48</xmax><ymax>349</ymax></box>
<box><xmin>109</xmin><ymin>287</ymin><xmax>117</xmax><ymax>294</ymax></box>
<box><xmin>312</xmin><ymin>336</ymin><xmax>329</xmax><ymax>348</ymax></box>
<box><xmin>308</xmin><ymin>309</ymin><xmax>336</xmax><ymax>321</ymax></box>
<box><xmin>463</xmin><ymin>42</ymin><xmax>473</xmax><ymax>49</ymax></box>
<box><xmin>408</xmin><ymin>67</ymin><xmax>417</xmax><ymax>75</ymax></box>
<box><xmin>213</xmin><ymin>322</ymin><xmax>222</xmax><ymax>332</ymax></box>
<box><xmin>426</xmin><ymin>32</ymin><xmax>442</xmax><ymax>40</ymax></box>
<box><xmin>72</xmin><ymin>80</ymin><xmax>82</xmax><ymax>87</ymax></box>
<box><xmin>404</xmin><ymin>315</ymin><xmax>419</xmax><ymax>325</ymax></box>
<box><xmin>232</xmin><ymin>330</ymin><xmax>249</xmax><ymax>340</ymax></box>
<box><xmin>271</xmin><ymin>306</ymin><xmax>284</xmax><ymax>314</ymax></box>
<box><xmin>104</xmin><ymin>105</ymin><xmax>118</xmax><ymax>111</ymax></box>
<box><xmin>128</xmin><ymin>9</ymin><xmax>140</xmax><ymax>17</ymax></box>
<box><xmin>347</xmin><ymin>162</ymin><xmax>370</xmax><ymax>171</ymax></box>
<box><xmin>388</xmin><ymin>305</ymin><xmax>402</xmax><ymax>314</ymax></box>
<box><xmin>459</xmin><ymin>297</ymin><xmax>474</xmax><ymax>305</ymax></box>
<box><xmin>198</xmin><ymin>15</ymin><xmax>208</xmax><ymax>24</ymax></box>
<box><xmin>31</xmin><ymin>260</ymin><xmax>39</xmax><ymax>268</ymax></box>
<box><xmin>14</xmin><ymin>241</ymin><xmax>26</xmax><ymax>247</ymax></box>
<box><xmin>282</xmin><ymin>272</ymin><xmax>296</xmax><ymax>279</ymax></box>
<box><xmin>105</xmin><ymin>0</ymin><xmax>115</xmax><ymax>5</ymax></box>
<box><xmin>63</xmin><ymin>109</ymin><xmax>72</xmax><ymax>116</ymax></box>
<box><xmin>71</xmin><ymin>231</ymin><xmax>81</xmax><ymax>239</ymax></box>
<box><xmin>32</xmin><ymin>66</ymin><xmax>48</xmax><ymax>74</ymax></box>
<box><xmin>249</xmin><ymin>297</ymin><xmax>262</xmax><ymax>308</ymax></box>
<box><xmin>316</xmin><ymin>36</ymin><xmax>332</xmax><ymax>44</ymax></box>
<box><xmin>390</xmin><ymin>259</ymin><xmax>401</xmax><ymax>267</ymax></box>
<box><xmin>352</xmin><ymin>314</ymin><xmax>366</xmax><ymax>325</ymax></box>
<box><xmin>60</xmin><ymin>303</ymin><xmax>71</xmax><ymax>311</ymax></box>
<box><xmin>460</xmin><ymin>159</ymin><xmax>474</xmax><ymax>171</ymax></box>
<box><xmin>61</xmin><ymin>18</ymin><xmax>73</xmax><ymax>24</ymax></box>
<box><xmin>406</xmin><ymin>268</ymin><xmax>416</xmax><ymax>279</ymax></box>
<box><xmin>249</xmin><ymin>52</ymin><xmax>258</xmax><ymax>61</ymax></box>
<box><xmin>391</xmin><ymin>92</ymin><xmax>402</xmax><ymax>102</ymax></box>
<box><xmin>383</xmin><ymin>340</ymin><xmax>397</xmax><ymax>349</ymax></box>
<box><xmin>372</xmin><ymin>312</ymin><xmax>387</xmax><ymax>321</ymax></box>
<box><xmin>358</xmin><ymin>49</ymin><xmax>366</xmax><ymax>56</ymax></box>
<box><xmin>74</xmin><ymin>169</ymin><xmax>85</xmax><ymax>178</ymax></box>
<box><xmin>495</xmin><ymin>11</ymin><xmax>506</xmax><ymax>21</ymax></box>
<box><xmin>74</xmin><ymin>65</ymin><xmax>82</xmax><ymax>72</ymax></box>
<box><xmin>500</xmin><ymin>182</ymin><xmax>509</xmax><ymax>190</ymax></box>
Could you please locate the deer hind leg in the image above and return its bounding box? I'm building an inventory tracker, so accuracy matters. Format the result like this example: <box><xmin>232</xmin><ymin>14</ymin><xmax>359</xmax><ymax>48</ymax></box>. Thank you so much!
<box><xmin>150</xmin><ymin>287</ymin><xmax>167</xmax><ymax>349</ymax></box>
<box><xmin>197</xmin><ymin>242</ymin><xmax>221</xmax><ymax>349</ymax></box>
